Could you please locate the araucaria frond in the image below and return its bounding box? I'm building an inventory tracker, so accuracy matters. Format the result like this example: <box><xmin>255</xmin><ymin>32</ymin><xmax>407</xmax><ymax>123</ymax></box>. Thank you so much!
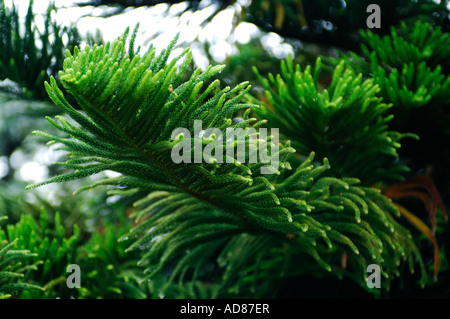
<box><xmin>28</xmin><ymin>28</ymin><xmax>426</xmax><ymax>293</ymax></box>
<box><xmin>250</xmin><ymin>56</ymin><xmax>417</xmax><ymax>185</ymax></box>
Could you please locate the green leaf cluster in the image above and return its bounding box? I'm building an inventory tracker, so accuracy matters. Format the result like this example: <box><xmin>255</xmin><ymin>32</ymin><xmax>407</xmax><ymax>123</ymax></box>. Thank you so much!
<box><xmin>251</xmin><ymin>56</ymin><xmax>416</xmax><ymax>185</ymax></box>
<box><xmin>75</xmin><ymin>218</ymin><xmax>152</xmax><ymax>299</ymax></box>
<box><xmin>0</xmin><ymin>0</ymin><xmax>79</xmax><ymax>100</ymax></box>
<box><xmin>0</xmin><ymin>195</ymin><xmax>157</xmax><ymax>298</ymax></box>
<box><xmin>0</xmin><ymin>209</ymin><xmax>79</xmax><ymax>298</ymax></box>
<box><xmin>338</xmin><ymin>21</ymin><xmax>450</xmax><ymax>109</ymax></box>
<box><xmin>0</xmin><ymin>216</ymin><xmax>42</xmax><ymax>299</ymax></box>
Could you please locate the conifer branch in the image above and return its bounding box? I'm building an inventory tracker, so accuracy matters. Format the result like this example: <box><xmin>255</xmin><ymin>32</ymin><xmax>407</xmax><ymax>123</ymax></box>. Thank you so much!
<box><xmin>28</xmin><ymin>29</ymin><xmax>427</xmax><ymax>291</ymax></box>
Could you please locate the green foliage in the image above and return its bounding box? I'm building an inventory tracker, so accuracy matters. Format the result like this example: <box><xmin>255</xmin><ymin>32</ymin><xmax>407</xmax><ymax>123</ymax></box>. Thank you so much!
<box><xmin>75</xmin><ymin>218</ymin><xmax>151</xmax><ymax>299</ymax></box>
<box><xmin>26</xmin><ymin>28</ymin><xmax>430</xmax><ymax>296</ymax></box>
<box><xmin>250</xmin><ymin>56</ymin><xmax>416</xmax><ymax>185</ymax></box>
<box><xmin>0</xmin><ymin>216</ymin><xmax>42</xmax><ymax>299</ymax></box>
<box><xmin>362</xmin><ymin>21</ymin><xmax>450</xmax><ymax>71</ymax></box>
<box><xmin>336</xmin><ymin>21</ymin><xmax>450</xmax><ymax>109</ymax></box>
<box><xmin>333</xmin><ymin>20</ymin><xmax>450</xmax><ymax>198</ymax></box>
<box><xmin>0</xmin><ymin>0</ymin><xmax>79</xmax><ymax>100</ymax></box>
<box><xmin>0</xmin><ymin>209</ymin><xmax>79</xmax><ymax>298</ymax></box>
<box><xmin>0</xmin><ymin>198</ymin><xmax>156</xmax><ymax>298</ymax></box>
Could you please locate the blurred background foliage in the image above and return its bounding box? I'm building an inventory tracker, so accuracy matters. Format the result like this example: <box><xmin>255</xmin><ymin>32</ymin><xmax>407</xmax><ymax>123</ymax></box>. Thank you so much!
<box><xmin>0</xmin><ymin>0</ymin><xmax>449</xmax><ymax>298</ymax></box>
